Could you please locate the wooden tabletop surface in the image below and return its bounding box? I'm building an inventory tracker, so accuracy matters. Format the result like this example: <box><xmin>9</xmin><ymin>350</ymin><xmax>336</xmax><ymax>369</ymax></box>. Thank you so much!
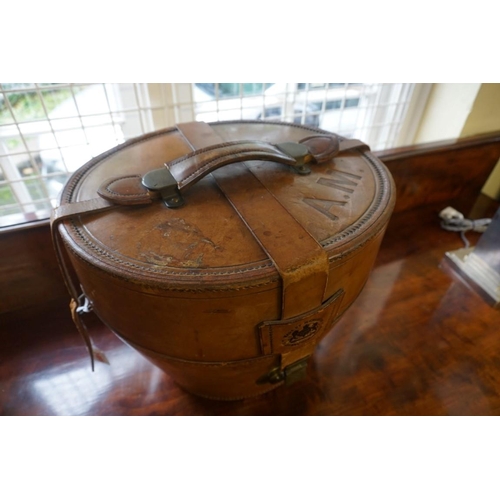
<box><xmin>2</xmin><ymin>201</ymin><xmax>500</xmax><ymax>416</ymax></box>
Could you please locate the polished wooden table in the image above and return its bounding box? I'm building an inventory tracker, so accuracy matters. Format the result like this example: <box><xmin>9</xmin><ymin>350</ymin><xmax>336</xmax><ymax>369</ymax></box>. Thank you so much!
<box><xmin>2</xmin><ymin>200</ymin><xmax>499</xmax><ymax>416</ymax></box>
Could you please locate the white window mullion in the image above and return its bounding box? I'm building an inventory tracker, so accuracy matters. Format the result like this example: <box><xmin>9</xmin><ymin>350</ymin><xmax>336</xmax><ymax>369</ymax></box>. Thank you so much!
<box><xmin>283</xmin><ymin>83</ymin><xmax>298</xmax><ymax>123</ymax></box>
<box><xmin>101</xmin><ymin>83</ymin><xmax>123</xmax><ymax>144</ymax></box>
<box><xmin>394</xmin><ymin>83</ymin><xmax>433</xmax><ymax>147</ymax></box>
<box><xmin>385</xmin><ymin>83</ymin><xmax>413</xmax><ymax>149</ymax></box>
<box><xmin>172</xmin><ymin>83</ymin><xmax>194</xmax><ymax>124</ymax></box>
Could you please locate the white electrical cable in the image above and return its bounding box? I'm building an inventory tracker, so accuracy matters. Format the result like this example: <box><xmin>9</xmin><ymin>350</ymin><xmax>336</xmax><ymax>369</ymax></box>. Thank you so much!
<box><xmin>439</xmin><ymin>206</ymin><xmax>491</xmax><ymax>248</ymax></box>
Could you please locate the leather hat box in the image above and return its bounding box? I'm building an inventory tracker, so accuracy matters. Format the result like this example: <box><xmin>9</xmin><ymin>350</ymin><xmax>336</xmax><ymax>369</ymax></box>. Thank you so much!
<box><xmin>51</xmin><ymin>120</ymin><xmax>396</xmax><ymax>400</ymax></box>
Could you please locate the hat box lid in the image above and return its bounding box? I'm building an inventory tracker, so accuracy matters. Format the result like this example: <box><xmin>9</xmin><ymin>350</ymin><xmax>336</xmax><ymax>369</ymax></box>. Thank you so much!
<box><xmin>56</xmin><ymin>120</ymin><xmax>395</xmax><ymax>292</ymax></box>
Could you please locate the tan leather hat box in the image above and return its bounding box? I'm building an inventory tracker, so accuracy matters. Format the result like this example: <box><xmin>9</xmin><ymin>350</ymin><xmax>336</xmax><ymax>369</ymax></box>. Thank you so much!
<box><xmin>51</xmin><ymin>120</ymin><xmax>395</xmax><ymax>400</ymax></box>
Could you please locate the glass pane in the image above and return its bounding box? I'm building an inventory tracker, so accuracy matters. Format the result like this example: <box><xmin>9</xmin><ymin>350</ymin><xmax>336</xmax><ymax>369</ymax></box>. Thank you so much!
<box><xmin>193</xmin><ymin>84</ymin><xmax>214</xmax><ymax>102</ymax></box>
<box><xmin>81</xmin><ymin>113</ymin><xmax>114</xmax><ymax>128</ymax></box>
<box><xmin>107</xmin><ymin>84</ymin><xmax>137</xmax><ymax>112</ymax></box>
<box><xmin>325</xmin><ymin>100</ymin><xmax>342</xmax><ymax>110</ymax></box>
<box><xmin>32</xmin><ymin>199</ymin><xmax>53</xmax><ymax>212</ymax></box>
<box><xmin>85</xmin><ymin>125</ymin><xmax>121</xmax><ymax>156</ymax></box>
<box><xmin>4</xmin><ymin>153</ymin><xmax>39</xmax><ymax>178</ymax></box>
<box><xmin>1</xmin><ymin>136</ymin><xmax>26</xmax><ymax>154</ymax></box>
<box><xmin>49</xmin><ymin>117</ymin><xmax>82</xmax><ymax>131</ymax></box>
<box><xmin>113</xmin><ymin>111</ymin><xmax>143</xmax><ymax>139</ymax></box>
<box><xmin>74</xmin><ymin>85</ymin><xmax>109</xmax><ymax>116</ymax></box>
<box><xmin>38</xmin><ymin>83</ymin><xmax>69</xmax><ymax>87</ymax></box>
<box><xmin>0</xmin><ymin>94</ymin><xmax>15</xmax><ymax>125</ymax></box>
<box><xmin>218</xmin><ymin>83</ymin><xmax>240</xmax><ymax>98</ymax></box>
<box><xmin>55</xmin><ymin>129</ymin><xmax>87</xmax><ymax>148</ymax></box>
<box><xmin>9</xmin><ymin>91</ymin><xmax>47</xmax><ymax>122</ymax></box>
<box><xmin>1</xmin><ymin>83</ymin><xmax>34</xmax><ymax>91</ymax></box>
<box><xmin>0</xmin><ymin>183</ymin><xmax>17</xmax><ymax>206</ymax></box>
<box><xmin>345</xmin><ymin>98</ymin><xmax>360</xmax><ymax>108</ymax></box>
<box><xmin>262</xmin><ymin>106</ymin><xmax>281</xmax><ymax>119</ymax></box>
<box><xmin>24</xmin><ymin>178</ymin><xmax>49</xmax><ymax>200</ymax></box>
<box><xmin>25</xmin><ymin>130</ymin><xmax>58</xmax><ymax>152</ymax></box>
<box><xmin>0</xmin><ymin>202</ymin><xmax>22</xmax><ymax>218</ymax></box>
<box><xmin>60</xmin><ymin>145</ymin><xmax>92</xmax><ymax>172</ymax></box>
<box><xmin>43</xmin><ymin>172</ymin><xmax>70</xmax><ymax>200</ymax></box>
<box><xmin>41</xmin><ymin>88</ymin><xmax>78</xmax><ymax>118</ymax></box>
<box><xmin>38</xmin><ymin>148</ymin><xmax>66</xmax><ymax>173</ymax></box>
<box><xmin>196</xmin><ymin>83</ymin><xmax>272</xmax><ymax>100</ymax></box>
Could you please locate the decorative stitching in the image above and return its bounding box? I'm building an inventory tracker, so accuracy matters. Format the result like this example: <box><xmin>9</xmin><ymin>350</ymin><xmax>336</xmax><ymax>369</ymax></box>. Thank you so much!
<box><xmin>103</xmin><ymin>175</ymin><xmax>145</xmax><ymax>197</ymax></box>
<box><xmin>67</xmin><ymin>245</ymin><xmax>280</xmax><ymax>292</ymax></box>
<box><xmin>70</xmin><ymin>224</ymin><xmax>276</xmax><ymax>277</ymax></box>
<box><xmin>168</xmin><ymin>140</ymin><xmax>261</xmax><ymax>166</ymax></box>
<box><xmin>321</xmin><ymin>151</ymin><xmax>390</xmax><ymax>247</ymax></box>
<box><xmin>178</xmin><ymin>147</ymin><xmax>292</xmax><ymax>187</ymax></box>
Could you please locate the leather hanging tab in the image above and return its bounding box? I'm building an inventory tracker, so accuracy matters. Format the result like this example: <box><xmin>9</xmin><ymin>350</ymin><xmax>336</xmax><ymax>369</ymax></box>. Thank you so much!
<box><xmin>50</xmin><ymin>197</ymin><xmax>117</xmax><ymax>369</ymax></box>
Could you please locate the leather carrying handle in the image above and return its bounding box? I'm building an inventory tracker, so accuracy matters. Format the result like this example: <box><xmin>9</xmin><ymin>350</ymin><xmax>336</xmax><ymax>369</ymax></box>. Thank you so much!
<box><xmin>141</xmin><ymin>135</ymin><xmax>367</xmax><ymax>208</ymax></box>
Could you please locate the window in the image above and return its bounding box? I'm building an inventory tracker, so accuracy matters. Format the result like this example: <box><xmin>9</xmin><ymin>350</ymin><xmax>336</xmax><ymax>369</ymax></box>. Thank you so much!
<box><xmin>195</xmin><ymin>83</ymin><xmax>274</xmax><ymax>99</ymax></box>
<box><xmin>192</xmin><ymin>83</ymin><xmax>421</xmax><ymax>147</ymax></box>
<box><xmin>0</xmin><ymin>82</ymin><xmax>428</xmax><ymax>227</ymax></box>
<box><xmin>0</xmin><ymin>83</ymin><xmax>148</xmax><ymax>226</ymax></box>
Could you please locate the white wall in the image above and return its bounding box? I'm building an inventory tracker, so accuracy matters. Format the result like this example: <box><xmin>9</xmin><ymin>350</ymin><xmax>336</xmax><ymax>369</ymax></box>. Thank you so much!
<box><xmin>412</xmin><ymin>83</ymin><xmax>500</xmax><ymax>200</ymax></box>
<box><xmin>413</xmin><ymin>84</ymin><xmax>481</xmax><ymax>144</ymax></box>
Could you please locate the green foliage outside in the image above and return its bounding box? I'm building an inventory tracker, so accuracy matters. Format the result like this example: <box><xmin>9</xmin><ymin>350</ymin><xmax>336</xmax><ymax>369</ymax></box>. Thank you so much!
<box><xmin>0</xmin><ymin>84</ymin><xmax>83</xmax><ymax>217</ymax></box>
<box><xmin>0</xmin><ymin>184</ymin><xmax>15</xmax><ymax>204</ymax></box>
<box><xmin>0</xmin><ymin>178</ymin><xmax>50</xmax><ymax>216</ymax></box>
<box><xmin>0</xmin><ymin>84</ymin><xmax>75</xmax><ymax>124</ymax></box>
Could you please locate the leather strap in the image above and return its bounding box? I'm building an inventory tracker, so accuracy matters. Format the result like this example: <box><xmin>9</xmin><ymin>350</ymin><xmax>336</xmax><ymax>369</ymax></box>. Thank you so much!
<box><xmin>50</xmin><ymin>198</ymin><xmax>116</xmax><ymax>369</ymax></box>
<box><xmin>177</xmin><ymin>122</ymin><xmax>330</xmax><ymax>320</ymax></box>
<box><xmin>51</xmin><ymin>198</ymin><xmax>116</xmax><ymax>299</ymax></box>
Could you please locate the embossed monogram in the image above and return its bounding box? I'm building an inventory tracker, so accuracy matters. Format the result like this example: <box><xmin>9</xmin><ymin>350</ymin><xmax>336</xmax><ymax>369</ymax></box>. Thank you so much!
<box><xmin>282</xmin><ymin>320</ymin><xmax>322</xmax><ymax>346</ymax></box>
<box><xmin>303</xmin><ymin>168</ymin><xmax>363</xmax><ymax>221</ymax></box>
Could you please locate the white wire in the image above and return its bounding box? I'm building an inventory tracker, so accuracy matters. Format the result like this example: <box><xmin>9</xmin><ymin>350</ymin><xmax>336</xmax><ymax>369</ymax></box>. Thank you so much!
<box><xmin>439</xmin><ymin>206</ymin><xmax>491</xmax><ymax>248</ymax></box>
